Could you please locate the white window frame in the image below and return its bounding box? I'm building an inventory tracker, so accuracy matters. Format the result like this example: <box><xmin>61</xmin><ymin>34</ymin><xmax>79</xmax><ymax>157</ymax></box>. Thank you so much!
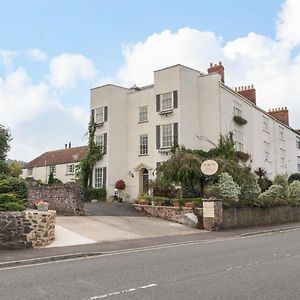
<box><xmin>95</xmin><ymin>107</ymin><xmax>104</xmax><ymax>123</ymax></box>
<box><xmin>264</xmin><ymin>141</ymin><xmax>271</xmax><ymax>161</ymax></box>
<box><xmin>161</xmin><ymin>124</ymin><xmax>173</xmax><ymax>148</ymax></box>
<box><xmin>279</xmin><ymin>126</ymin><xmax>284</xmax><ymax>140</ymax></box>
<box><xmin>233</xmin><ymin>129</ymin><xmax>243</xmax><ymax>151</ymax></box>
<box><xmin>139</xmin><ymin>106</ymin><xmax>148</xmax><ymax>123</ymax></box>
<box><xmin>263</xmin><ymin>116</ymin><xmax>269</xmax><ymax>132</ymax></box>
<box><xmin>66</xmin><ymin>164</ymin><xmax>75</xmax><ymax>175</ymax></box>
<box><xmin>94</xmin><ymin>168</ymin><xmax>103</xmax><ymax>189</ymax></box>
<box><xmin>49</xmin><ymin>165</ymin><xmax>56</xmax><ymax>175</ymax></box>
<box><xmin>296</xmin><ymin>136</ymin><xmax>300</xmax><ymax>149</ymax></box>
<box><xmin>95</xmin><ymin>134</ymin><xmax>105</xmax><ymax>153</ymax></box>
<box><xmin>297</xmin><ymin>156</ymin><xmax>300</xmax><ymax>172</ymax></box>
<box><xmin>139</xmin><ymin>134</ymin><xmax>148</xmax><ymax>155</ymax></box>
<box><xmin>233</xmin><ymin>101</ymin><xmax>242</xmax><ymax>117</ymax></box>
<box><xmin>27</xmin><ymin>168</ymin><xmax>33</xmax><ymax>177</ymax></box>
<box><xmin>161</xmin><ymin>92</ymin><xmax>173</xmax><ymax>111</ymax></box>
<box><xmin>280</xmin><ymin>148</ymin><xmax>286</xmax><ymax>167</ymax></box>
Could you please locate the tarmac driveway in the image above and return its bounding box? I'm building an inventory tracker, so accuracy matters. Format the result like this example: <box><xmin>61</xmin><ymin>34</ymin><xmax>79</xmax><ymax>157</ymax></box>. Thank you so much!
<box><xmin>50</xmin><ymin>202</ymin><xmax>202</xmax><ymax>248</ymax></box>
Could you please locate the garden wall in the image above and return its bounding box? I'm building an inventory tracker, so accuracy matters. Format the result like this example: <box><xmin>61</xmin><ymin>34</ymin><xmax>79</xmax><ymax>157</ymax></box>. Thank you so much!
<box><xmin>222</xmin><ymin>206</ymin><xmax>300</xmax><ymax>229</ymax></box>
<box><xmin>0</xmin><ymin>210</ymin><xmax>56</xmax><ymax>250</ymax></box>
<box><xmin>133</xmin><ymin>204</ymin><xmax>203</xmax><ymax>228</ymax></box>
<box><xmin>26</xmin><ymin>181</ymin><xmax>84</xmax><ymax>215</ymax></box>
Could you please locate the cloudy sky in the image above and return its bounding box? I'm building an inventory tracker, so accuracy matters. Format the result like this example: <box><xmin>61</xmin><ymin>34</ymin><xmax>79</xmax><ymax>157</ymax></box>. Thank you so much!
<box><xmin>1</xmin><ymin>0</ymin><xmax>300</xmax><ymax>161</ymax></box>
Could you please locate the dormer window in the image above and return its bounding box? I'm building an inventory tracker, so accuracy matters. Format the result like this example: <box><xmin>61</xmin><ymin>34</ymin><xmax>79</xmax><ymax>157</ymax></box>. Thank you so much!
<box><xmin>156</xmin><ymin>91</ymin><xmax>178</xmax><ymax>114</ymax></box>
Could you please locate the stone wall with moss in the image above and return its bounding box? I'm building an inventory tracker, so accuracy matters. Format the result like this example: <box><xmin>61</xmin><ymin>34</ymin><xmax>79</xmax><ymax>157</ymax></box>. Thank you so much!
<box><xmin>0</xmin><ymin>210</ymin><xmax>56</xmax><ymax>250</ymax></box>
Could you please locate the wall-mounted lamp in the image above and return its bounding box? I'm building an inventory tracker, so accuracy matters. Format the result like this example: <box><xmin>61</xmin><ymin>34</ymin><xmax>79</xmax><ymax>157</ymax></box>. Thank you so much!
<box><xmin>128</xmin><ymin>171</ymin><xmax>134</xmax><ymax>178</ymax></box>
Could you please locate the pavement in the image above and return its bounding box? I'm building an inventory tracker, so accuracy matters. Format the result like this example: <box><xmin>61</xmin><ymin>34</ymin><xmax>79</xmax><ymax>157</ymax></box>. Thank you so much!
<box><xmin>0</xmin><ymin>201</ymin><xmax>300</xmax><ymax>268</ymax></box>
<box><xmin>1</xmin><ymin>227</ymin><xmax>299</xmax><ymax>299</ymax></box>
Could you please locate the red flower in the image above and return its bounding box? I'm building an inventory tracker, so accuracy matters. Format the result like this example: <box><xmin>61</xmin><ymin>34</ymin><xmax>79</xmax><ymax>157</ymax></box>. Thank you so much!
<box><xmin>115</xmin><ymin>180</ymin><xmax>126</xmax><ymax>190</ymax></box>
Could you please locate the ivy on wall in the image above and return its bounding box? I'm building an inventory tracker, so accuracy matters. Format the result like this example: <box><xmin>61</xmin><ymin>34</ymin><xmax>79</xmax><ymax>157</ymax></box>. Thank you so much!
<box><xmin>79</xmin><ymin>118</ymin><xmax>103</xmax><ymax>188</ymax></box>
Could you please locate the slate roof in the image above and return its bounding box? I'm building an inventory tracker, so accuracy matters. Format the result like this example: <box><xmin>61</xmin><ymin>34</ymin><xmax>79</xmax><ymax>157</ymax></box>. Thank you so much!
<box><xmin>23</xmin><ymin>146</ymin><xmax>88</xmax><ymax>169</ymax></box>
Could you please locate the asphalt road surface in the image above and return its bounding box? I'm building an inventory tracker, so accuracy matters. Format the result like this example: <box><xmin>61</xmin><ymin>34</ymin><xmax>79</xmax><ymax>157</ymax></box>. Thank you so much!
<box><xmin>1</xmin><ymin>228</ymin><xmax>299</xmax><ymax>300</ymax></box>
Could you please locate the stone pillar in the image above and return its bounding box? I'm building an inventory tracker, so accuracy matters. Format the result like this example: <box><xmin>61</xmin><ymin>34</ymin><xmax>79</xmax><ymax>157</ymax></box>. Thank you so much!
<box><xmin>203</xmin><ymin>198</ymin><xmax>223</xmax><ymax>231</ymax></box>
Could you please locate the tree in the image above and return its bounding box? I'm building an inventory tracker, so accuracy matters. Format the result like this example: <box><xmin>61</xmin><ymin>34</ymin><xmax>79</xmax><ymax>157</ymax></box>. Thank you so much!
<box><xmin>0</xmin><ymin>124</ymin><xmax>12</xmax><ymax>161</ymax></box>
<box><xmin>218</xmin><ymin>172</ymin><xmax>241</xmax><ymax>202</ymax></box>
<box><xmin>9</xmin><ymin>162</ymin><xmax>22</xmax><ymax>177</ymax></box>
<box><xmin>158</xmin><ymin>148</ymin><xmax>203</xmax><ymax>193</ymax></box>
<box><xmin>48</xmin><ymin>172</ymin><xmax>55</xmax><ymax>184</ymax></box>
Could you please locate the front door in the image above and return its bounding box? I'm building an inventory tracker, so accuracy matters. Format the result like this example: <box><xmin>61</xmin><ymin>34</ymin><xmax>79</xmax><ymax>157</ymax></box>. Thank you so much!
<box><xmin>142</xmin><ymin>169</ymin><xmax>149</xmax><ymax>194</ymax></box>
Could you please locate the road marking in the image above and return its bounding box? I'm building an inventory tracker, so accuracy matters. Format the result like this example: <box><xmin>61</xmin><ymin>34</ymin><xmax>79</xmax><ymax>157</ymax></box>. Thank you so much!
<box><xmin>83</xmin><ymin>283</ymin><xmax>158</xmax><ymax>300</ymax></box>
<box><xmin>1</xmin><ymin>228</ymin><xmax>298</xmax><ymax>271</ymax></box>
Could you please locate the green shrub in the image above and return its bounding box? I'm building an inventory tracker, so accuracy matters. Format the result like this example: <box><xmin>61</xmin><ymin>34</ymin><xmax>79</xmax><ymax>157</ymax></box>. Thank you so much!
<box><xmin>203</xmin><ymin>184</ymin><xmax>221</xmax><ymax>199</ymax></box>
<box><xmin>218</xmin><ymin>172</ymin><xmax>241</xmax><ymax>202</ymax></box>
<box><xmin>259</xmin><ymin>183</ymin><xmax>288</xmax><ymax>207</ymax></box>
<box><xmin>0</xmin><ymin>176</ymin><xmax>27</xmax><ymax>199</ymax></box>
<box><xmin>239</xmin><ymin>173</ymin><xmax>261</xmax><ymax>207</ymax></box>
<box><xmin>288</xmin><ymin>180</ymin><xmax>300</xmax><ymax>206</ymax></box>
<box><xmin>85</xmin><ymin>188</ymin><xmax>107</xmax><ymax>201</ymax></box>
<box><xmin>0</xmin><ymin>192</ymin><xmax>27</xmax><ymax>211</ymax></box>
<box><xmin>48</xmin><ymin>172</ymin><xmax>55</xmax><ymax>184</ymax></box>
<box><xmin>288</xmin><ymin>173</ymin><xmax>300</xmax><ymax>184</ymax></box>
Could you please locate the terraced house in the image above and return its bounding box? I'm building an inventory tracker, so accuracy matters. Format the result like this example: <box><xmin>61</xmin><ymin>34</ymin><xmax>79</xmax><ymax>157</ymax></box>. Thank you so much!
<box><xmin>90</xmin><ymin>62</ymin><xmax>300</xmax><ymax>200</ymax></box>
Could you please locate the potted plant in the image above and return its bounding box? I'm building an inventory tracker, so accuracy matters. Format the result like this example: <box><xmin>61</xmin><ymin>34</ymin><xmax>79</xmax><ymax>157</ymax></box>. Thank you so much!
<box><xmin>115</xmin><ymin>179</ymin><xmax>126</xmax><ymax>202</ymax></box>
<box><xmin>34</xmin><ymin>199</ymin><xmax>49</xmax><ymax>211</ymax></box>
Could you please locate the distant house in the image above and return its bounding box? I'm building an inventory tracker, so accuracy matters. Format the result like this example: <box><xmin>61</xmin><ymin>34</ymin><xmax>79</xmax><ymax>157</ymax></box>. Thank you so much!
<box><xmin>21</xmin><ymin>146</ymin><xmax>88</xmax><ymax>183</ymax></box>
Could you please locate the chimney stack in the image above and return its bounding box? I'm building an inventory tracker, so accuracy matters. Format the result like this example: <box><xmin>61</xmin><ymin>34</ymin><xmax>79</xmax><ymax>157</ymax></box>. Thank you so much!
<box><xmin>234</xmin><ymin>84</ymin><xmax>256</xmax><ymax>105</ymax></box>
<box><xmin>268</xmin><ymin>107</ymin><xmax>289</xmax><ymax>126</ymax></box>
<box><xmin>207</xmin><ymin>61</ymin><xmax>225</xmax><ymax>83</ymax></box>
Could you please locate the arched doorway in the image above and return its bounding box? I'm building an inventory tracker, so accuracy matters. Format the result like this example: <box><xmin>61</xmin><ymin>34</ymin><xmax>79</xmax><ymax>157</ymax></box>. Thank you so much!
<box><xmin>141</xmin><ymin>168</ymin><xmax>149</xmax><ymax>194</ymax></box>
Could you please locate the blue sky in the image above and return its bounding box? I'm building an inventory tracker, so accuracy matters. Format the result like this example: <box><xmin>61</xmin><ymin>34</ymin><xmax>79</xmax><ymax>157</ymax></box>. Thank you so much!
<box><xmin>1</xmin><ymin>0</ymin><xmax>300</xmax><ymax>161</ymax></box>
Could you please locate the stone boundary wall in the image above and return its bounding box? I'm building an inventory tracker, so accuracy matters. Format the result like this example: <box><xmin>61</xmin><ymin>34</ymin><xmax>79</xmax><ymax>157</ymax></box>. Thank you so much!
<box><xmin>133</xmin><ymin>204</ymin><xmax>203</xmax><ymax>228</ymax></box>
<box><xmin>0</xmin><ymin>210</ymin><xmax>56</xmax><ymax>250</ymax></box>
<box><xmin>222</xmin><ymin>206</ymin><xmax>300</xmax><ymax>229</ymax></box>
<box><xmin>26</xmin><ymin>181</ymin><xmax>84</xmax><ymax>215</ymax></box>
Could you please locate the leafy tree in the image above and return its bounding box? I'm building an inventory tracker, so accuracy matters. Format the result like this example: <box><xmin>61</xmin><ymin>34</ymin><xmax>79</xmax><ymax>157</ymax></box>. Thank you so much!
<box><xmin>0</xmin><ymin>124</ymin><xmax>12</xmax><ymax>161</ymax></box>
<box><xmin>254</xmin><ymin>167</ymin><xmax>272</xmax><ymax>192</ymax></box>
<box><xmin>9</xmin><ymin>162</ymin><xmax>22</xmax><ymax>177</ymax></box>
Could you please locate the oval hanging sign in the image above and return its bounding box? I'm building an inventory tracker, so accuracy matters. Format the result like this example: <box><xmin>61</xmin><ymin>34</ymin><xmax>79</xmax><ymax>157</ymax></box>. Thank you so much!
<box><xmin>201</xmin><ymin>160</ymin><xmax>218</xmax><ymax>175</ymax></box>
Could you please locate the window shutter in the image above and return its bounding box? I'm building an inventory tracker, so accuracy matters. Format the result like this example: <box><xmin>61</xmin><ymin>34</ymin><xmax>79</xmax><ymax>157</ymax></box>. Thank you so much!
<box><xmin>102</xmin><ymin>167</ymin><xmax>107</xmax><ymax>188</ymax></box>
<box><xmin>104</xmin><ymin>133</ymin><xmax>107</xmax><ymax>154</ymax></box>
<box><xmin>156</xmin><ymin>125</ymin><xmax>161</xmax><ymax>149</ymax></box>
<box><xmin>173</xmin><ymin>91</ymin><xmax>178</xmax><ymax>108</ymax></box>
<box><xmin>104</xmin><ymin>106</ymin><xmax>108</xmax><ymax>122</ymax></box>
<box><xmin>156</xmin><ymin>95</ymin><xmax>160</xmax><ymax>112</ymax></box>
<box><xmin>89</xmin><ymin>169</ymin><xmax>93</xmax><ymax>188</ymax></box>
<box><xmin>91</xmin><ymin>109</ymin><xmax>95</xmax><ymax>122</ymax></box>
<box><xmin>173</xmin><ymin>123</ymin><xmax>178</xmax><ymax>146</ymax></box>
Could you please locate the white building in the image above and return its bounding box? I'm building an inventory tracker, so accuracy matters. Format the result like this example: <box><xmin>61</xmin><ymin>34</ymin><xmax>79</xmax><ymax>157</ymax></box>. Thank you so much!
<box><xmin>21</xmin><ymin>145</ymin><xmax>88</xmax><ymax>183</ymax></box>
<box><xmin>90</xmin><ymin>63</ymin><xmax>300</xmax><ymax>200</ymax></box>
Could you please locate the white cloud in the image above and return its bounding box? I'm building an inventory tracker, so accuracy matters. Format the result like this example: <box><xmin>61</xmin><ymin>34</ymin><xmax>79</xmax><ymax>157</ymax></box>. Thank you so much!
<box><xmin>26</xmin><ymin>48</ymin><xmax>48</xmax><ymax>62</ymax></box>
<box><xmin>276</xmin><ymin>0</ymin><xmax>300</xmax><ymax>47</ymax></box>
<box><xmin>117</xmin><ymin>28</ymin><xmax>222</xmax><ymax>86</ymax></box>
<box><xmin>0</xmin><ymin>50</ymin><xmax>17</xmax><ymax>70</ymax></box>
<box><xmin>49</xmin><ymin>53</ymin><xmax>97</xmax><ymax>89</ymax></box>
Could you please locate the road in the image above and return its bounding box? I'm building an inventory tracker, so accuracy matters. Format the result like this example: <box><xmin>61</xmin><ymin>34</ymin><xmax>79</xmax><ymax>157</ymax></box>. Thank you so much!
<box><xmin>1</xmin><ymin>228</ymin><xmax>299</xmax><ymax>300</ymax></box>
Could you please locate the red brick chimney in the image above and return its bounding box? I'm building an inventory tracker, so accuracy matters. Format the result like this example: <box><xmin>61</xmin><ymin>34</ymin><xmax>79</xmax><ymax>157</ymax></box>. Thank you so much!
<box><xmin>268</xmin><ymin>107</ymin><xmax>289</xmax><ymax>126</ymax></box>
<box><xmin>207</xmin><ymin>61</ymin><xmax>224</xmax><ymax>83</ymax></box>
<box><xmin>235</xmin><ymin>85</ymin><xmax>256</xmax><ymax>105</ymax></box>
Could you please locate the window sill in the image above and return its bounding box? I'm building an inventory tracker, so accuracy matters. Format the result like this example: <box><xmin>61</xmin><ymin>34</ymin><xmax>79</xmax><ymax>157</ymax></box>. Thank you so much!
<box><xmin>138</xmin><ymin>120</ymin><xmax>148</xmax><ymax>124</ymax></box>
<box><xmin>138</xmin><ymin>154</ymin><xmax>149</xmax><ymax>157</ymax></box>
<box><xmin>159</xmin><ymin>109</ymin><xmax>173</xmax><ymax>116</ymax></box>
<box><xmin>264</xmin><ymin>159</ymin><xmax>271</xmax><ymax>163</ymax></box>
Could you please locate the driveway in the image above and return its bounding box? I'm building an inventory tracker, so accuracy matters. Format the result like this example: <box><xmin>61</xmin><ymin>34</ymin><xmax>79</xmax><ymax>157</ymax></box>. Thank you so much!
<box><xmin>50</xmin><ymin>202</ymin><xmax>202</xmax><ymax>248</ymax></box>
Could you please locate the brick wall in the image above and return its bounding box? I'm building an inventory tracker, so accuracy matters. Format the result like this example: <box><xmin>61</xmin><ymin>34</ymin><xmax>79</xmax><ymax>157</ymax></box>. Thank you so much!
<box><xmin>26</xmin><ymin>181</ymin><xmax>84</xmax><ymax>215</ymax></box>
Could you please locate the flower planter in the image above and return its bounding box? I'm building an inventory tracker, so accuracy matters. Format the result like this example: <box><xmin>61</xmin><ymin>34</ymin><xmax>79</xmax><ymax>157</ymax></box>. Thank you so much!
<box><xmin>184</xmin><ymin>202</ymin><xmax>195</xmax><ymax>208</ymax></box>
<box><xmin>37</xmin><ymin>204</ymin><xmax>49</xmax><ymax>212</ymax></box>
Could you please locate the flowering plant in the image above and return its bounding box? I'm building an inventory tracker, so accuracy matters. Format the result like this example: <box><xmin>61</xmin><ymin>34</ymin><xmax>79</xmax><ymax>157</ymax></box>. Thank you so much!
<box><xmin>115</xmin><ymin>180</ymin><xmax>126</xmax><ymax>190</ymax></box>
<box><xmin>33</xmin><ymin>199</ymin><xmax>49</xmax><ymax>207</ymax></box>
